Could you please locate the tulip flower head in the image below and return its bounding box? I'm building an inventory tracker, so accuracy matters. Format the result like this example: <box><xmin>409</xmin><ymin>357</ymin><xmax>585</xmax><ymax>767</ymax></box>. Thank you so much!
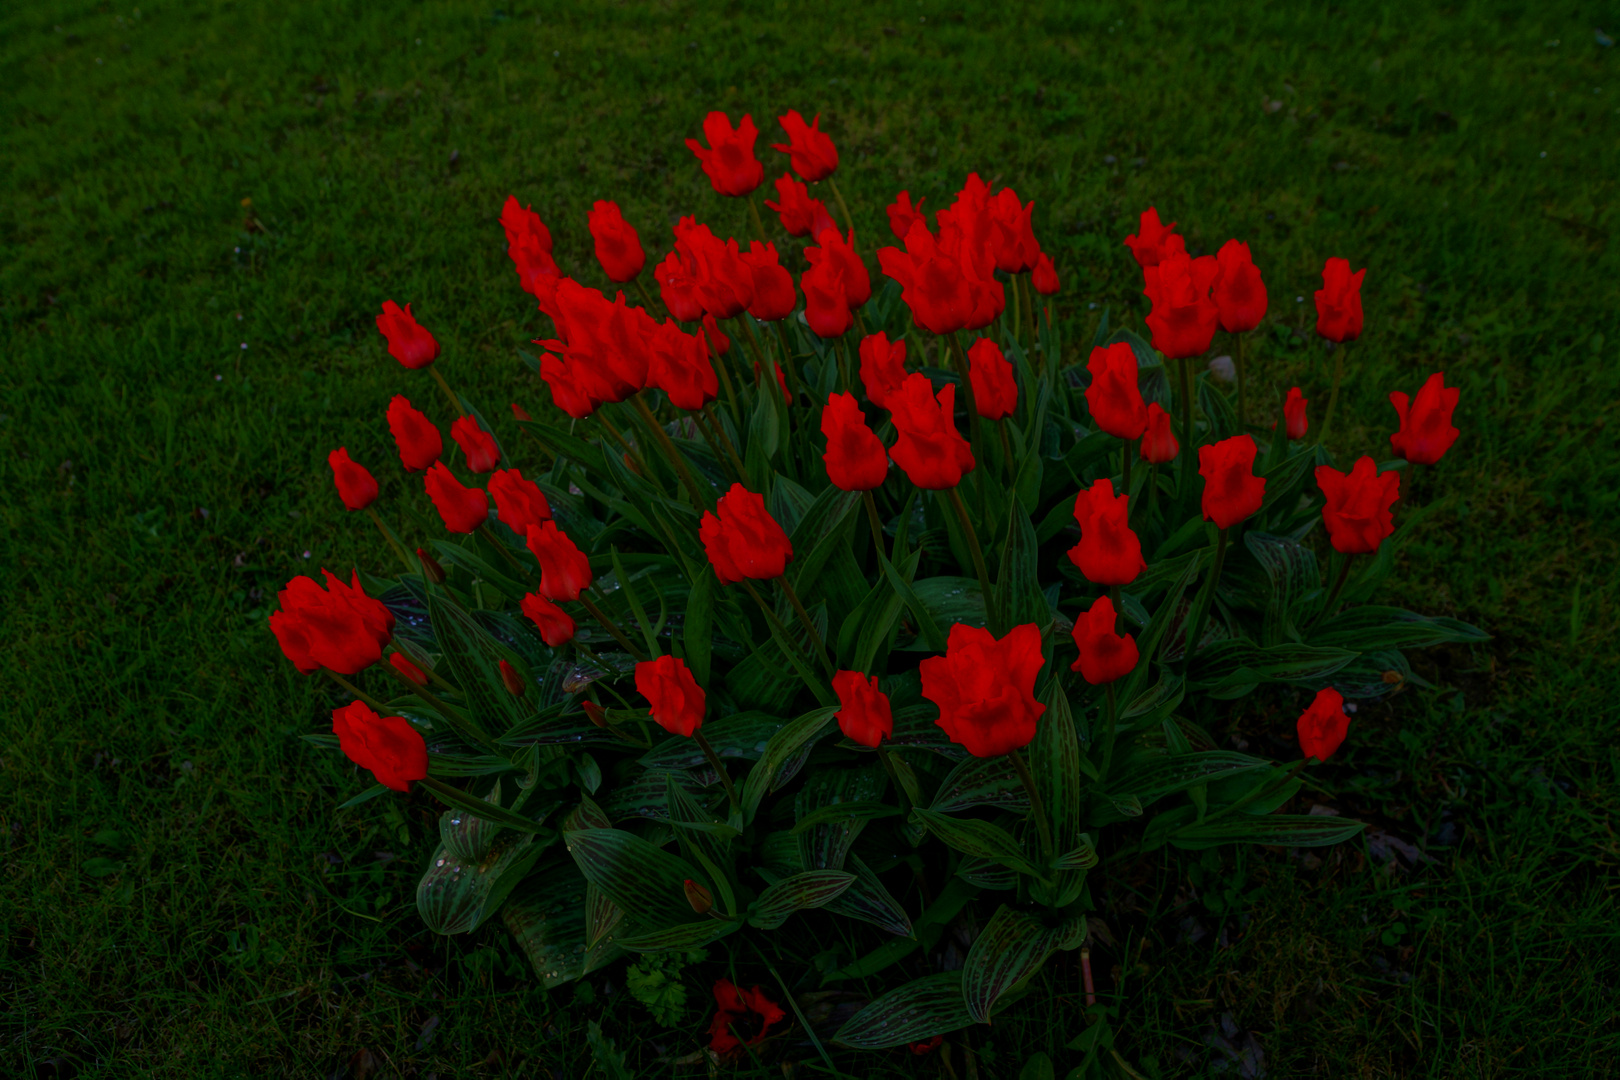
<box><xmin>764</xmin><ymin>174</ymin><xmax>834</xmax><ymax>238</ymax></box>
<box><xmin>887</xmin><ymin>373</ymin><xmax>976</xmax><ymax>490</ymax></box>
<box><xmin>1140</xmin><ymin>402</ymin><xmax>1180</xmax><ymax>463</ymax></box>
<box><xmin>636</xmin><ymin>654</ymin><xmax>706</xmax><ymax>737</ymax></box>
<box><xmin>832</xmin><ymin>670</ymin><xmax>893</xmax><ymax>748</ymax></box>
<box><xmin>1282</xmin><ymin>387</ymin><xmax>1309</xmax><ymax>441</ymax></box>
<box><xmin>525</xmin><ymin>521</ymin><xmax>593</xmax><ymax>602</ymax></box>
<box><xmin>1070</xmin><ymin>595</ymin><xmax>1140</xmax><ymax>685</ymax></box>
<box><xmin>389</xmin><ymin>652</ymin><xmax>429</xmax><ymax>688</ymax></box>
<box><xmin>686</xmin><ymin>111</ymin><xmax>765</xmax><ymax>197</ymax></box>
<box><xmin>885</xmin><ymin>190</ymin><xmax>927</xmax><ymax>243</ymax></box>
<box><xmin>1198</xmin><ymin>435</ymin><xmax>1266</xmax><ymax>530</ymax></box>
<box><xmin>450</xmin><ymin>415</ymin><xmax>500</xmax><ymax>473</ymax></box>
<box><xmin>739</xmin><ymin>241</ymin><xmax>796</xmax><ymax>322</ymax></box>
<box><xmin>858</xmin><ymin>332</ymin><xmax>909</xmax><ymax>410</ymax></box>
<box><xmin>331</xmin><ymin>700</ymin><xmax>428</xmax><ymax>792</ymax></box>
<box><xmin>646</xmin><ymin>319</ymin><xmax>720</xmax><ymax>411</ymax></box>
<box><xmin>708</xmin><ymin>979</ymin><xmax>786</xmax><ymax>1054</ymax></box>
<box><xmin>1314</xmin><ymin>257</ymin><xmax>1366</xmax><ymax>343</ymax></box>
<box><xmin>966</xmin><ymin>337</ymin><xmax>1018</xmax><ymax>421</ymax></box>
<box><xmin>424</xmin><ymin>461</ymin><xmax>489</xmax><ymax>534</ymax></box>
<box><xmin>655</xmin><ymin>247</ymin><xmax>705</xmax><ymax>322</ymax></box>
<box><xmin>1388</xmin><ymin>371</ymin><xmax>1460</xmax><ymax>465</ymax></box>
<box><xmin>699</xmin><ymin>484</ymin><xmax>794</xmax><ymax>585</ymax></box>
<box><xmin>269</xmin><ymin>570</ymin><xmax>395</xmax><ymax>676</ymax></box>
<box><xmin>1316</xmin><ymin>456</ymin><xmax>1400</xmax><ymax>555</ymax></box>
<box><xmin>376</xmin><ymin>300</ymin><xmax>440</xmax><ymax>370</ymax></box>
<box><xmin>501</xmin><ymin>196</ymin><xmax>559</xmax><ymax>300</ymax></box>
<box><xmin>800</xmin><ymin>256</ymin><xmax>853</xmax><ymax>338</ymax></box>
<box><xmin>1213</xmin><ymin>239</ymin><xmax>1268</xmax><ymax>334</ymax></box>
<box><xmin>921</xmin><ymin>623</ymin><xmax>1047</xmax><ymax>758</ymax></box>
<box><xmin>1297</xmin><ymin>687</ymin><xmax>1351</xmax><ymax>762</ymax></box>
<box><xmin>386</xmin><ymin>395</ymin><xmax>443</xmax><ymax>473</ymax></box>
<box><xmin>1123</xmin><ymin>207</ymin><xmax>1186</xmax><ymax>270</ymax></box>
<box><xmin>805</xmin><ymin>227</ymin><xmax>870</xmax><ymax>310</ymax></box>
<box><xmin>488</xmin><ymin>467</ymin><xmax>552</xmax><ymax>535</ymax></box>
<box><xmin>1068</xmin><ymin>478</ymin><xmax>1147</xmax><ymax>586</ymax></box>
<box><xmin>587</xmin><ymin>200</ymin><xmax>646</xmax><ymax>283</ymax></box>
<box><xmin>1143</xmin><ymin>251</ymin><xmax>1220</xmax><ymax>360</ymax></box>
<box><xmin>327</xmin><ymin>448</ymin><xmax>379</xmax><ymax>511</ymax></box>
<box><xmin>877</xmin><ymin>217</ymin><xmax>1003</xmax><ymax>335</ymax></box>
<box><xmin>821</xmin><ymin>392</ymin><xmax>889</xmax><ymax>492</ymax></box>
<box><xmin>520</xmin><ymin>591</ymin><xmax>576</xmax><ymax>647</ymax></box>
<box><xmin>1031</xmin><ymin>252</ymin><xmax>1060</xmax><ymax>296</ymax></box>
<box><xmin>987</xmin><ymin>186</ymin><xmax>1040</xmax><ymax>274</ymax></box>
<box><xmin>1084</xmin><ymin>342</ymin><xmax>1148</xmax><ymax>440</ymax></box>
<box><xmin>701</xmin><ymin>313</ymin><xmax>731</xmax><ymax>357</ymax></box>
<box><xmin>772</xmin><ymin>110</ymin><xmax>838</xmax><ymax>182</ymax></box>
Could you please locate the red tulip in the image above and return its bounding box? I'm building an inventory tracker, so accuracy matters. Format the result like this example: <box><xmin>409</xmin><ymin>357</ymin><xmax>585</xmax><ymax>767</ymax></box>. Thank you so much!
<box><xmin>538</xmin><ymin>280</ymin><xmax>655</xmax><ymax>413</ymax></box>
<box><xmin>1139</xmin><ymin>402</ymin><xmax>1179</xmax><ymax>463</ymax></box>
<box><xmin>646</xmin><ymin>319</ymin><xmax>719</xmax><ymax>411</ymax></box>
<box><xmin>708</xmin><ymin>979</ymin><xmax>786</xmax><ymax>1053</ymax></box>
<box><xmin>805</xmin><ymin>227</ymin><xmax>870</xmax><ymax>310</ymax></box>
<box><xmin>1316</xmin><ymin>456</ymin><xmax>1400</xmax><ymax>555</ymax></box>
<box><xmin>1084</xmin><ymin>342</ymin><xmax>1148</xmax><ymax>440</ymax></box>
<box><xmin>587</xmin><ymin>200</ymin><xmax>646</xmax><ymax>283</ymax></box>
<box><xmin>1389</xmin><ymin>372</ymin><xmax>1460</xmax><ymax>465</ymax></box>
<box><xmin>521</xmin><ymin>591</ymin><xmax>576</xmax><ymax>647</ymax></box>
<box><xmin>877</xmin><ymin>219</ymin><xmax>1003</xmax><ymax>335</ymax></box>
<box><xmin>1070</xmin><ymin>595</ymin><xmax>1139</xmax><ymax>685</ymax></box>
<box><xmin>1123</xmin><ymin>207</ymin><xmax>1186</xmax><ymax>270</ymax></box>
<box><xmin>386</xmin><ymin>395</ymin><xmax>443</xmax><ymax>472</ymax></box>
<box><xmin>510</xmin><ymin>402</ymin><xmax>531</xmax><ymax>422</ymax></box>
<box><xmin>525</xmin><ymin>521</ymin><xmax>593</xmax><ymax>601</ymax></box>
<box><xmin>740</xmin><ymin>241</ymin><xmax>797</xmax><ymax>322</ymax></box>
<box><xmin>921</xmin><ymin>623</ymin><xmax>1047</xmax><ymax>758</ymax></box>
<box><xmin>1198</xmin><ymin>435</ymin><xmax>1266</xmax><ymax>529</ymax></box>
<box><xmin>654</xmin><ymin>248</ymin><xmax>705</xmax><ymax>322</ymax></box>
<box><xmin>1068</xmin><ymin>478</ymin><xmax>1146</xmax><ymax>586</ymax></box>
<box><xmin>1031</xmin><ymin>252</ymin><xmax>1060</xmax><ymax>296</ymax></box>
<box><xmin>858</xmin><ymin>332</ymin><xmax>909</xmax><ymax>410</ymax></box>
<box><xmin>821</xmin><ymin>392</ymin><xmax>889</xmax><ymax>491</ymax></box>
<box><xmin>801</xmin><ymin>257</ymin><xmax>853</xmax><ymax>338</ymax></box>
<box><xmin>500</xmin><ymin>195</ymin><xmax>553</xmax><ymax>253</ymax></box>
<box><xmin>376</xmin><ymin>300</ymin><xmax>440</xmax><ymax>370</ymax></box>
<box><xmin>674</xmin><ymin>220</ymin><xmax>756</xmax><ymax>321</ymax></box>
<box><xmin>501</xmin><ymin>196</ymin><xmax>560</xmax><ymax>300</ymax></box>
<box><xmin>538</xmin><ymin>352</ymin><xmax>598</xmax><ymax>420</ymax></box>
<box><xmin>988</xmin><ymin>186</ymin><xmax>1040</xmax><ymax>274</ymax></box>
<box><xmin>887</xmin><ymin>373</ymin><xmax>975</xmax><ymax>490</ymax></box>
<box><xmin>424</xmin><ymin>462</ymin><xmax>489</xmax><ymax>534</ymax></box>
<box><xmin>331</xmin><ymin>700</ymin><xmax>428</xmax><ymax>792</ymax></box>
<box><xmin>1314</xmin><ymin>257</ymin><xmax>1366</xmax><ymax>343</ymax></box>
<box><xmin>764</xmin><ymin>174</ymin><xmax>835</xmax><ymax>238</ymax></box>
<box><xmin>1297</xmin><ymin>687</ymin><xmax>1350</xmax><ymax>762</ymax></box>
<box><xmin>389</xmin><ymin>652</ymin><xmax>429</xmax><ymax>688</ymax></box>
<box><xmin>636</xmin><ymin>654</ymin><xmax>706</xmax><ymax>737</ymax></box>
<box><xmin>967</xmin><ymin>337</ymin><xmax>1017</xmax><ymax>421</ymax></box>
<box><xmin>499</xmin><ymin>659</ymin><xmax>526</xmax><ymax>697</ymax></box>
<box><xmin>886</xmin><ymin>190</ymin><xmax>927</xmax><ymax>243</ymax></box>
<box><xmin>450</xmin><ymin>415</ymin><xmax>500</xmax><ymax>473</ymax></box>
<box><xmin>1213</xmin><ymin>240</ymin><xmax>1268</xmax><ymax>334</ymax></box>
<box><xmin>685</xmin><ymin>111</ymin><xmax>764</xmax><ymax>197</ymax></box>
<box><xmin>488</xmin><ymin>467</ymin><xmax>552</xmax><ymax>535</ymax></box>
<box><xmin>699</xmin><ymin>483</ymin><xmax>793</xmax><ymax>585</ymax></box>
<box><xmin>269</xmin><ymin>570</ymin><xmax>394</xmax><ymax>676</ymax></box>
<box><xmin>1281</xmin><ymin>387</ymin><xmax>1309</xmax><ymax>440</ymax></box>
<box><xmin>701</xmin><ymin>314</ymin><xmax>731</xmax><ymax>357</ymax></box>
<box><xmin>832</xmin><ymin>670</ymin><xmax>892</xmax><ymax>748</ymax></box>
<box><xmin>772</xmin><ymin>110</ymin><xmax>838</xmax><ymax>182</ymax></box>
<box><xmin>327</xmin><ymin>448</ymin><xmax>378</xmax><ymax>512</ymax></box>
<box><xmin>1143</xmin><ymin>251</ymin><xmax>1220</xmax><ymax>359</ymax></box>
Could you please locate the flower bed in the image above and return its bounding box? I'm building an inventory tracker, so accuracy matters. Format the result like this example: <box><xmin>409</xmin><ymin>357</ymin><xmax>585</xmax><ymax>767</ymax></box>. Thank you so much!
<box><xmin>273</xmin><ymin>108</ymin><xmax>1481</xmax><ymax>1060</ymax></box>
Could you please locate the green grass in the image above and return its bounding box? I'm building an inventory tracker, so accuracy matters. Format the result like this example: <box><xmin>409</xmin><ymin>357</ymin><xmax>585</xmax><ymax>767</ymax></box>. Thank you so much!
<box><xmin>3</xmin><ymin>0</ymin><xmax>1618</xmax><ymax>1075</ymax></box>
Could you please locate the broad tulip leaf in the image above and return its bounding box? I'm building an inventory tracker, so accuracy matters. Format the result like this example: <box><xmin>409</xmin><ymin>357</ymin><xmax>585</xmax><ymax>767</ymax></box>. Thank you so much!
<box><xmin>740</xmin><ymin>705</ymin><xmax>839</xmax><ymax>823</ymax></box>
<box><xmin>1188</xmin><ymin>640</ymin><xmax>1357</xmax><ymax>696</ymax></box>
<box><xmin>822</xmin><ymin>852</ymin><xmax>913</xmax><ymax>938</ymax></box>
<box><xmin>638</xmin><ymin>712</ymin><xmax>787</xmax><ymax>771</ymax></box>
<box><xmin>1308</xmin><ymin>606</ymin><xmax>1490</xmax><ymax>652</ymax></box>
<box><xmin>1244</xmin><ymin>531</ymin><xmax>1319</xmax><ymax>645</ymax></box>
<box><xmin>911</xmin><ymin>808</ymin><xmax>1044</xmax><ymax>879</ymax></box>
<box><xmin>962</xmin><ymin>904</ymin><xmax>1058</xmax><ymax>1023</ymax></box>
<box><xmin>995</xmin><ymin>502</ymin><xmax>1052</xmax><ymax>637</ymax></box>
<box><xmin>564</xmin><ymin>827</ymin><xmax>706</xmax><ymax>931</ymax></box>
<box><xmin>904</xmin><ymin>576</ymin><xmax>987</xmax><ymax>642</ymax></box>
<box><xmin>929</xmin><ymin>755</ymin><xmax>1030</xmax><ymax>815</ymax></box>
<box><xmin>877</xmin><ymin>551</ymin><xmax>949</xmax><ymax>653</ymax></box>
<box><xmin>795</xmin><ymin>763</ymin><xmax>887</xmax><ymax>870</ymax></box>
<box><xmin>1052</xmin><ymin>838</ymin><xmax>1098</xmax><ymax>871</ymax></box>
<box><xmin>747</xmin><ymin>870</ymin><xmax>856</xmax><ymax>929</ymax></box>
<box><xmin>418</xmin><ymin>777</ymin><xmax>555</xmax><ymax>835</ymax></box>
<box><xmin>516</xmin><ymin>417</ymin><xmax>610</xmax><ymax>476</ymax></box>
<box><xmin>956</xmin><ymin>856</ymin><xmax>1018</xmax><ymax>890</ymax></box>
<box><xmin>502</xmin><ymin>862</ymin><xmax>622</xmax><ymax>987</ymax></box>
<box><xmin>788</xmin><ymin>486</ymin><xmax>861</xmax><ymax>595</ymax></box>
<box><xmin>833</xmin><ymin>971</ymin><xmax>973</xmax><ymax>1049</ymax></box>
<box><xmin>1108</xmin><ymin>751</ymin><xmax>1272</xmax><ymax>812</ymax></box>
<box><xmin>1169</xmin><ymin>813</ymin><xmax>1366</xmax><ymax>850</ymax></box>
<box><xmin>416</xmin><ymin>830</ymin><xmax>549</xmax><ymax>936</ymax></box>
<box><xmin>684</xmin><ymin>566</ymin><xmax>714</xmax><ymax>686</ymax></box>
<box><xmin>585</xmin><ymin>882</ymin><xmax>623</xmax><ymax>948</ymax></box>
<box><xmin>615</xmin><ymin>918</ymin><xmax>741</xmax><ymax>952</ymax></box>
<box><xmin>888</xmin><ymin>703</ymin><xmax>968</xmax><ymax>759</ymax></box>
<box><xmin>601</xmin><ymin>768</ymin><xmax>706</xmax><ymax>823</ymax></box>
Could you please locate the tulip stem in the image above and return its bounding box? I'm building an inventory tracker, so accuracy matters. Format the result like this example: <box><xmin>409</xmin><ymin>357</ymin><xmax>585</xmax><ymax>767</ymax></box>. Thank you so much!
<box><xmin>479</xmin><ymin>524</ymin><xmax>537</xmax><ymax>584</ymax></box>
<box><xmin>1008</xmin><ymin>749</ymin><xmax>1054</xmax><ymax>867</ymax></box>
<box><xmin>998</xmin><ymin>420</ymin><xmax>1015</xmax><ymax>487</ymax></box>
<box><xmin>773</xmin><ymin>320</ymin><xmax>806</xmax><ymax>399</ymax></box>
<box><xmin>747</xmin><ymin>194</ymin><xmax>770</xmax><ymax>245</ymax></box>
<box><xmin>1177</xmin><ymin>356</ymin><xmax>1196</xmax><ymax>503</ymax></box>
<box><xmin>429</xmin><ymin>367</ymin><xmax>467</xmax><ymax>418</ymax></box>
<box><xmin>579</xmin><ymin>592</ymin><xmax>650</xmax><ymax>662</ymax></box>
<box><xmin>778</xmin><ymin>577</ymin><xmax>835</xmax><ymax>679</ymax></box>
<box><xmin>862</xmin><ymin>490</ymin><xmax>888</xmax><ymax>566</ymax></box>
<box><xmin>1143</xmin><ymin>463</ymin><xmax>1159</xmax><ymax>531</ymax></box>
<box><xmin>322</xmin><ymin>670</ymin><xmax>388</xmax><ymax>715</ymax></box>
<box><xmin>1010</xmin><ymin>269</ymin><xmax>1022</xmax><ymax>344</ymax></box>
<box><xmin>948</xmin><ymin>332</ymin><xmax>986</xmax><ymax>471</ymax></box>
<box><xmin>945</xmin><ymin>486</ymin><xmax>996</xmax><ymax>632</ymax></box>
<box><xmin>702</xmin><ymin>404</ymin><xmax>748</xmax><ymax>477</ymax></box>
<box><xmin>384</xmin><ymin>663</ymin><xmax>499</xmax><ymax>753</ymax></box>
<box><xmin>1235</xmin><ymin>331</ymin><xmax>1248</xmax><ymax>429</ymax></box>
<box><xmin>1309</xmin><ymin>553</ymin><xmax>1356</xmax><ymax>631</ymax></box>
<box><xmin>1184</xmin><ymin>526</ymin><xmax>1229</xmax><ymax>668</ymax></box>
<box><xmin>596</xmin><ymin>411</ymin><xmax>650</xmax><ymax>479</ymax></box>
<box><xmin>826</xmin><ymin>176</ymin><xmax>857</xmax><ymax>250</ymax></box>
<box><xmin>693</xmin><ymin>410</ymin><xmax>743</xmax><ymax>484</ymax></box>
<box><xmin>1022</xmin><ymin>275</ymin><xmax>1038</xmax><ymax>366</ymax></box>
<box><xmin>632</xmin><ymin>393</ymin><xmax>711</xmax><ymax>509</ymax></box>
<box><xmin>388</xmin><ymin>647</ymin><xmax>459</xmax><ymax>694</ymax></box>
<box><xmin>693</xmin><ymin>729</ymin><xmax>740</xmax><ymax>818</ymax></box>
<box><xmin>365</xmin><ymin>507</ymin><xmax>418</xmax><ymax>576</ymax></box>
<box><xmin>1318</xmin><ymin>341</ymin><xmax>1348</xmax><ymax>447</ymax></box>
<box><xmin>633</xmin><ymin>276</ymin><xmax>662</xmax><ymax>317</ymax></box>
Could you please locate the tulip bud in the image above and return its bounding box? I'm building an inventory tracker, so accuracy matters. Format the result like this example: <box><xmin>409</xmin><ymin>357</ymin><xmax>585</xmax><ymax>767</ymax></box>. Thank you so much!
<box><xmin>684</xmin><ymin>878</ymin><xmax>714</xmax><ymax>915</ymax></box>
<box><xmin>390</xmin><ymin>652</ymin><xmax>429</xmax><ymax>688</ymax></box>
<box><xmin>499</xmin><ymin>659</ymin><xmax>526</xmax><ymax>697</ymax></box>
<box><xmin>582</xmin><ymin>700</ymin><xmax>609</xmax><ymax>728</ymax></box>
<box><xmin>416</xmin><ymin>548</ymin><xmax>446</xmax><ymax>584</ymax></box>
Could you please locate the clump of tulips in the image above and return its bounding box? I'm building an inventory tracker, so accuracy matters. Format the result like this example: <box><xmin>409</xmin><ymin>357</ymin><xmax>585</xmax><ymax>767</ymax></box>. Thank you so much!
<box><xmin>276</xmin><ymin>108</ymin><xmax>1481</xmax><ymax>1058</ymax></box>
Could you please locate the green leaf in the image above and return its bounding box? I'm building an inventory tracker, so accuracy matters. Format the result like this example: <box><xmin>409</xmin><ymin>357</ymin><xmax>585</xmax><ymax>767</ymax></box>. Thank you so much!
<box><xmin>822</xmin><ymin>852</ymin><xmax>913</xmax><ymax>938</ymax></box>
<box><xmin>639</xmin><ymin>712</ymin><xmax>787</xmax><ymax>771</ymax></box>
<box><xmin>878</xmin><ymin>551</ymin><xmax>949</xmax><ymax>653</ymax></box>
<box><xmin>516</xmin><ymin>417</ymin><xmax>610</xmax><ymax>476</ymax></box>
<box><xmin>834</xmin><ymin>971</ymin><xmax>973</xmax><ymax>1049</ymax></box>
<box><xmin>684</xmin><ymin>566</ymin><xmax>714</xmax><ymax>686</ymax></box>
<box><xmin>564</xmin><ymin>828</ymin><xmax>705</xmax><ymax>931</ymax></box>
<box><xmin>1188</xmin><ymin>640</ymin><xmax>1357</xmax><ymax>697</ymax></box>
<box><xmin>962</xmin><ymin>904</ymin><xmax>1057</xmax><ymax>1023</ymax></box>
<box><xmin>911</xmin><ymin>808</ymin><xmax>1044</xmax><ymax>879</ymax></box>
<box><xmin>502</xmin><ymin>862</ymin><xmax>622</xmax><ymax>987</ymax></box>
<box><xmin>790</xmin><ymin>801</ymin><xmax>902</xmax><ymax>833</ymax></box>
<box><xmin>826</xmin><ymin>878</ymin><xmax>978</xmax><ymax>982</ymax></box>
<box><xmin>1019</xmin><ymin>1051</ymin><xmax>1056</xmax><ymax>1080</ymax></box>
<box><xmin>1116</xmin><ymin>551</ymin><xmax>1203</xmax><ymax>707</ymax></box>
<box><xmin>1030</xmin><ymin>679</ymin><xmax>1083</xmax><ymax>855</ymax></box>
<box><xmin>788</xmin><ymin>487</ymin><xmax>861</xmax><ymax>596</ymax></box>
<box><xmin>586</xmin><ymin>1021</ymin><xmax>633</xmax><ymax>1080</ymax></box>
<box><xmin>1169</xmin><ymin>813</ymin><xmax>1367</xmax><ymax>850</ymax></box>
<box><xmin>1108</xmin><ymin>751</ymin><xmax>1271</xmax><ymax>811</ymax></box>
<box><xmin>1052</xmin><ymin>839</ymin><xmax>1098</xmax><ymax>871</ymax></box>
<box><xmin>1308</xmin><ymin>606</ymin><xmax>1490</xmax><ymax>652</ymax></box>
<box><xmin>795</xmin><ymin>763</ymin><xmax>888</xmax><ymax>870</ymax></box>
<box><xmin>416</xmin><ymin>831</ymin><xmax>550</xmax><ymax>935</ymax></box>
<box><xmin>615</xmin><ymin>919</ymin><xmax>740</xmax><ymax>952</ymax></box>
<box><xmin>739</xmin><ymin>705</ymin><xmax>839</xmax><ymax>823</ymax></box>
<box><xmin>747</xmin><ymin>870</ymin><xmax>856</xmax><ymax>929</ymax></box>
<box><xmin>994</xmin><ymin>502</ymin><xmax>1052</xmax><ymax>636</ymax></box>
<box><xmin>1244</xmin><ymin>531</ymin><xmax>1319</xmax><ymax>645</ymax></box>
<box><xmin>336</xmin><ymin>783</ymin><xmax>390</xmax><ymax>811</ymax></box>
<box><xmin>929</xmin><ymin>755</ymin><xmax>1030</xmax><ymax>815</ymax></box>
<box><xmin>422</xmin><ymin>585</ymin><xmax>517</xmax><ymax>746</ymax></box>
<box><xmin>419</xmin><ymin>777</ymin><xmax>554</xmax><ymax>835</ymax></box>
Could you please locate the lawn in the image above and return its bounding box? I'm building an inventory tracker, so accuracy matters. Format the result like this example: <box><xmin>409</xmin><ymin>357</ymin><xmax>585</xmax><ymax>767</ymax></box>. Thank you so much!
<box><xmin>3</xmin><ymin>0</ymin><xmax>1618</xmax><ymax>1076</ymax></box>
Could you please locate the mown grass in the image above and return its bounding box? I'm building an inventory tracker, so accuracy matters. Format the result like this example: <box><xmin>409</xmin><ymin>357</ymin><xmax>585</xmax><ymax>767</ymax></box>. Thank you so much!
<box><xmin>2</xmin><ymin>0</ymin><xmax>1617</xmax><ymax>1076</ymax></box>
